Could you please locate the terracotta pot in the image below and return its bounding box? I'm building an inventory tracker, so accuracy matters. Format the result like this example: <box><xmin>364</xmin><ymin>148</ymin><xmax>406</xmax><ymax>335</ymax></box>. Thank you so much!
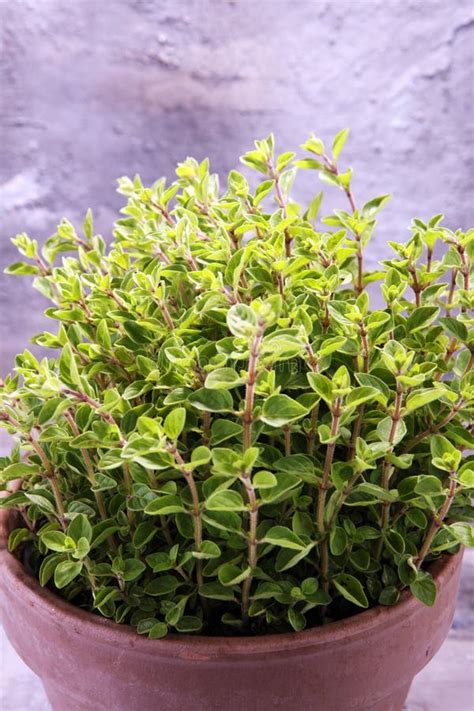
<box><xmin>0</xmin><ymin>510</ymin><xmax>463</xmax><ymax>711</ymax></box>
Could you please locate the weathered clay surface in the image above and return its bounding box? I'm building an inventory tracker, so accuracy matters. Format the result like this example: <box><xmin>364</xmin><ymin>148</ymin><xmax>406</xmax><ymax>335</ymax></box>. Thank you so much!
<box><xmin>1</xmin><ymin>0</ymin><xmax>473</xmax><ymax>372</ymax></box>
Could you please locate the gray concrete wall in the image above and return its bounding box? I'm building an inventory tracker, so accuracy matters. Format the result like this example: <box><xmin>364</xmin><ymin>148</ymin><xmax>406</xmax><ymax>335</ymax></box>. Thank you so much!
<box><xmin>1</xmin><ymin>0</ymin><xmax>473</xmax><ymax>371</ymax></box>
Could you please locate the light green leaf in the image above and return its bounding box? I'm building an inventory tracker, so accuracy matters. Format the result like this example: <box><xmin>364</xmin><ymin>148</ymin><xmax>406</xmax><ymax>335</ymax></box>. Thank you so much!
<box><xmin>218</xmin><ymin>563</ymin><xmax>252</xmax><ymax>586</ymax></box>
<box><xmin>205</xmin><ymin>368</ymin><xmax>243</xmax><ymax>390</ymax></box>
<box><xmin>410</xmin><ymin>572</ymin><xmax>437</xmax><ymax>606</ymax></box>
<box><xmin>261</xmin><ymin>394</ymin><xmax>308</xmax><ymax>427</ymax></box>
<box><xmin>164</xmin><ymin>408</ymin><xmax>186</xmax><ymax>440</ymax></box>
<box><xmin>188</xmin><ymin>388</ymin><xmax>234</xmax><ymax>413</ymax></box>
<box><xmin>263</xmin><ymin>526</ymin><xmax>307</xmax><ymax>551</ymax></box>
<box><xmin>333</xmin><ymin>574</ymin><xmax>369</xmax><ymax>608</ymax></box>
<box><xmin>227</xmin><ymin>304</ymin><xmax>258</xmax><ymax>338</ymax></box>
<box><xmin>54</xmin><ymin>560</ymin><xmax>83</xmax><ymax>589</ymax></box>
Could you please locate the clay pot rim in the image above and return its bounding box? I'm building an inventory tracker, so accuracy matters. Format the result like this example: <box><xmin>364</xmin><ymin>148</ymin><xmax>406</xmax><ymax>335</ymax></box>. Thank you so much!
<box><xmin>0</xmin><ymin>511</ymin><xmax>461</xmax><ymax>657</ymax></box>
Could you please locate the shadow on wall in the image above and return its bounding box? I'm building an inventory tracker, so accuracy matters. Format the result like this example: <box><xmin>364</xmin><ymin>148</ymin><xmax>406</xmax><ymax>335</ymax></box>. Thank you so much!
<box><xmin>1</xmin><ymin>0</ymin><xmax>473</xmax><ymax>372</ymax></box>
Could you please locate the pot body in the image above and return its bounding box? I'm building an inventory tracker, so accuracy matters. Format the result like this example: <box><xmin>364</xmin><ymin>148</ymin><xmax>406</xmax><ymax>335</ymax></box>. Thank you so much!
<box><xmin>0</xmin><ymin>526</ymin><xmax>462</xmax><ymax>711</ymax></box>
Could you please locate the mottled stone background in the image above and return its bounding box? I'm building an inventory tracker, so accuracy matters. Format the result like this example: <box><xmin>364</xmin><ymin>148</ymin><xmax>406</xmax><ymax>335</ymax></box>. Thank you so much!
<box><xmin>1</xmin><ymin>0</ymin><xmax>473</xmax><ymax>373</ymax></box>
<box><xmin>0</xmin><ymin>2</ymin><xmax>473</xmax><ymax>709</ymax></box>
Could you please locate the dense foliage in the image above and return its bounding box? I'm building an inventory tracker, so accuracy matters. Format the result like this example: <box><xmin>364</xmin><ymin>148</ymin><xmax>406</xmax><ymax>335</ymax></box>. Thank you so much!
<box><xmin>1</xmin><ymin>131</ymin><xmax>473</xmax><ymax>638</ymax></box>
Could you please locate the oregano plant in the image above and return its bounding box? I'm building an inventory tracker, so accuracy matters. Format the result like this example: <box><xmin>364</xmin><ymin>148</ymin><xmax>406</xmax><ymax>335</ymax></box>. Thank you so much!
<box><xmin>1</xmin><ymin>131</ymin><xmax>473</xmax><ymax>639</ymax></box>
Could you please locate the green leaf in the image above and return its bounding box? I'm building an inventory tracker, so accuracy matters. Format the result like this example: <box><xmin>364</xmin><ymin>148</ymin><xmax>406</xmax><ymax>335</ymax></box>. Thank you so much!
<box><xmin>39</xmin><ymin>553</ymin><xmax>63</xmax><ymax>586</ymax></box>
<box><xmin>190</xmin><ymin>446</ymin><xmax>212</xmax><ymax>468</ymax></box>
<box><xmin>439</xmin><ymin>317</ymin><xmax>468</xmax><ymax>343</ymax></box>
<box><xmin>378</xmin><ymin>587</ymin><xmax>400</xmax><ymax>606</ymax></box>
<box><xmin>5</xmin><ymin>261</ymin><xmax>38</xmax><ymax>275</ymax></box>
<box><xmin>58</xmin><ymin>343</ymin><xmax>81</xmax><ymax>387</ymax></box>
<box><xmin>145</xmin><ymin>575</ymin><xmax>180</xmax><ymax>596</ymax></box>
<box><xmin>410</xmin><ymin>572</ymin><xmax>437</xmax><ymax>606</ymax></box>
<box><xmin>329</xmin><ymin>526</ymin><xmax>348</xmax><ymax>556</ymax></box>
<box><xmin>333</xmin><ymin>574</ymin><xmax>369</xmax><ymax>608</ymax></box>
<box><xmin>406</xmin><ymin>307</ymin><xmax>440</xmax><ymax>333</ymax></box>
<box><xmin>332</xmin><ymin>128</ymin><xmax>349</xmax><ymax>160</ymax></box>
<box><xmin>163</xmin><ymin>408</ymin><xmax>186</xmax><ymax>440</ymax></box>
<box><xmin>205</xmin><ymin>368</ymin><xmax>243</xmax><ymax>390</ymax></box>
<box><xmin>275</xmin><ymin>544</ymin><xmax>314</xmax><ymax>572</ymax></box>
<box><xmin>261</xmin><ymin>394</ymin><xmax>308</xmax><ymax>427</ymax></box>
<box><xmin>362</xmin><ymin>195</ymin><xmax>391</xmax><ymax>218</ymax></box>
<box><xmin>398</xmin><ymin>555</ymin><xmax>418</xmax><ymax>586</ymax></box>
<box><xmin>144</xmin><ymin>495</ymin><xmax>186</xmax><ymax>516</ymax></box>
<box><xmin>307</xmin><ymin>372</ymin><xmax>333</xmax><ymax>403</ymax></box>
<box><xmin>288</xmin><ymin>607</ymin><xmax>306</xmax><ymax>631</ymax></box>
<box><xmin>148</xmin><ymin>622</ymin><xmax>168</xmax><ymax>639</ymax></box>
<box><xmin>218</xmin><ymin>563</ymin><xmax>252</xmax><ymax>586</ymax></box>
<box><xmin>188</xmin><ymin>388</ymin><xmax>234</xmax><ymax>413</ymax></box>
<box><xmin>376</xmin><ymin>417</ymin><xmax>407</xmax><ymax>445</ymax></box>
<box><xmin>132</xmin><ymin>522</ymin><xmax>157</xmax><ymax>549</ymax></box>
<box><xmin>193</xmin><ymin>541</ymin><xmax>221</xmax><ymax>559</ymax></box>
<box><xmin>448</xmin><ymin>522</ymin><xmax>474</xmax><ymax>547</ymax></box>
<box><xmin>430</xmin><ymin>435</ymin><xmax>462</xmax><ymax>472</ymax></box>
<box><xmin>41</xmin><ymin>531</ymin><xmax>77</xmax><ymax>553</ymax></box>
<box><xmin>54</xmin><ymin>560</ymin><xmax>83</xmax><ymax>589</ymax></box>
<box><xmin>67</xmin><ymin>514</ymin><xmax>93</xmax><ymax>544</ymax></box>
<box><xmin>355</xmin><ymin>373</ymin><xmax>390</xmax><ymax>400</ymax></box>
<box><xmin>458</xmin><ymin>467</ymin><xmax>474</xmax><ymax>488</ymax></box>
<box><xmin>263</xmin><ymin>526</ymin><xmax>307</xmax><ymax>551</ymax></box>
<box><xmin>253</xmin><ymin>471</ymin><xmax>277</xmax><ymax>489</ymax></box>
<box><xmin>206</xmin><ymin>489</ymin><xmax>246</xmax><ymax>512</ymax></box>
<box><xmin>405</xmin><ymin>389</ymin><xmax>442</xmax><ymax>413</ymax></box>
<box><xmin>227</xmin><ymin>304</ymin><xmax>258</xmax><ymax>338</ymax></box>
<box><xmin>122</xmin><ymin>559</ymin><xmax>146</xmax><ymax>581</ymax></box>
<box><xmin>1</xmin><ymin>462</ymin><xmax>40</xmax><ymax>481</ymax></box>
<box><xmin>346</xmin><ymin>386</ymin><xmax>384</xmax><ymax>409</ymax></box>
<box><xmin>175</xmin><ymin>616</ymin><xmax>203</xmax><ymax>633</ymax></box>
<box><xmin>7</xmin><ymin>527</ymin><xmax>31</xmax><ymax>552</ymax></box>
<box><xmin>405</xmin><ymin>509</ymin><xmax>428</xmax><ymax>529</ymax></box>
<box><xmin>200</xmin><ymin>582</ymin><xmax>236</xmax><ymax>601</ymax></box>
<box><xmin>210</xmin><ymin>419</ymin><xmax>243</xmax><ymax>445</ymax></box>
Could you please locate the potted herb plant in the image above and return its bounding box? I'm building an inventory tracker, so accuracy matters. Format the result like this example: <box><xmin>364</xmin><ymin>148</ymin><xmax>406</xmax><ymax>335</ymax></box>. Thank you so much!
<box><xmin>0</xmin><ymin>131</ymin><xmax>472</xmax><ymax>711</ymax></box>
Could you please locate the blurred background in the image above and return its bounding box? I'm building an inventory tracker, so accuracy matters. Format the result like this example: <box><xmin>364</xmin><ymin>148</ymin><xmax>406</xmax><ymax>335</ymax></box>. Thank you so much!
<box><xmin>1</xmin><ymin>1</ymin><xmax>473</xmax><ymax>709</ymax></box>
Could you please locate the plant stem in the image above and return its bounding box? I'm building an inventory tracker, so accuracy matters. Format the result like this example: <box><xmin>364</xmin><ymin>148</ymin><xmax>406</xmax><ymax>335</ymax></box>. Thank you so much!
<box><xmin>305</xmin><ymin>342</ymin><xmax>319</xmax><ymax>456</ymax></box>
<box><xmin>378</xmin><ymin>383</ymin><xmax>404</xmax><ymax>555</ymax></box>
<box><xmin>242</xmin><ymin>324</ymin><xmax>264</xmax><ymax>450</ymax></box>
<box><xmin>167</xmin><ymin>444</ymin><xmax>203</xmax><ymax>589</ymax></box>
<box><xmin>240</xmin><ymin>324</ymin><xmax>265</xmax><ymax>621</ymax></box>
<box><xmin>408</xmin><ymin>266</ymin><xmax>421</xmax><ymax>307</ymax></box>
<box><xmin>0</xmin><ymin>410</ymin><xmax>67</xmax><ymax>527</ymax></box>
<box><xmin>323</xmin><ymin>155</ymin><xmax>362</xmax><ymax>293</ymax></box>
<box><xmin>446</xmin><ymin>268</ymin><xmax>457</xmax><ymax>312</ymax></box>
<box><xmin>29</xmin><ymin>437</ymin><xmax>66</xmax><ymax>527</ymax></box>
<box><xmin>122</xmin><ymin>462</ymin><xmax>134</xmax><ymax>527</ymax></box>
<box><xmin>62</xmin><ymin>390</ymin><xmax>123</xmax><ymax>435</ymax></box>
<box><xmin>416</xmin><ymin>471</ymin><xmax>457</xmax><ymax>568</ymax></box>
<box><xmin>283</xmin><ymin>425</ymin><xmax>292</xmax><ymax>456</ymax></box>
<box><xmin>457</xmin><ymin>243</ymin><xmax>470</xmax><ymax>313</ymax></box>
<box><xmin>306</xmin><ymin>403</ymin><xmax>319</xmax><ymax>456</ymax></box>
<box><xmin>317</xmin><ymin>398</ymin><xmax>342</xmax><ymax>591</ymax></box>
<box><xmin>427</xmin><ymin>247</ymin><xmax>433</xmax><ymax>273</ymax></box>
<box><xmin>348</xmin><ymin>321</ymin><xmax>369</xmax><ymax>460</ymax></box>
<box><xmin>63</xmin><ymin>410</ymin><xmax>109</xmax><ymax>522</ymax></box>
<box><xmin>329</xmin><ymin>470</ymin><xmax>362</xmax><ymax>527</ymax></box>
<box><xmin>156</xmin><ymin>298</ymin><xmax>175</xmax><ymax>330</ymax></box>
<box><xmin>240</xmin><ymin>469</ymin><xmax>259</xmax><ymax>620</ymax></box>
<box><xmin>435</xmin><ymin>338</ymin><xmax>458</xmax><ymax>380</ymax></box>
<box><xmin>402</xmin><ymin>399</ymin><xmax>464</xmax><ymax>453</ymax></box>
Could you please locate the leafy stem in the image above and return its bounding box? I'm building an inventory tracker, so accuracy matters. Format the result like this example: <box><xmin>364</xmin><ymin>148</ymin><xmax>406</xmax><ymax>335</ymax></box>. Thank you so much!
<box><xmin>317</xmin><ymin>397</ymin><xmax>343</xmax><ymax>590</ymax></box>
<box><xmin>166</xmin><ymin>444</ymin><xmax>203</xmax><ymax>589</ymax></box>
<box><xmin>242</xmin><ymin>323</ymin><xmax>265</xmax><ymax>450</ymax></box>
<box><xmin>416</xmin><ymin>471</ymin><xmax>457</xmax><ymax>568</ymax></box>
